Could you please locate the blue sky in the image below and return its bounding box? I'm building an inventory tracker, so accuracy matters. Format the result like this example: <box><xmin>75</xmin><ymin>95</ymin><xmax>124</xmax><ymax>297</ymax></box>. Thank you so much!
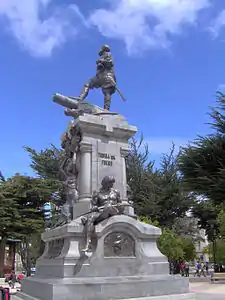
<box><xmin>0</xmin><ymin>0</ymin><xmax>225</xmax><ymax>178</ymax></box>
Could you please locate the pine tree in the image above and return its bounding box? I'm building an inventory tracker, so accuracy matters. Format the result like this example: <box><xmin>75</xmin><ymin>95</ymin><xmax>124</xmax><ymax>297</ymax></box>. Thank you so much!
<box><xmin>126</xmin><ymin>137</ymin><xmax>158</xmax><ymax>218</ymax></box>
<box><xmin>0</xmin><ymin>190</ymin><xmax>19</xmax><ymax>275</ymax></box>
<box><xmin>127</xmin><ymin>139</ymin><xmax>193</xmax><ymax>227</ymax></box>
<box><xmin>179</xmin><ymin>92</ymin><xmax>225</xmax><ymax>205</ymax></box>
<box><xmin>25</xmin><ymin>145</ymin><xmax>65</xmax><ymax>207</ymax></box>
<box><xmin>0</xmin><ymin>174</ymin><xmax>52</xmax><ymax>272</ymax></box>
<box><xmin>155</xmin><ymin>144</ymin><xmax>193</xmax><ymax>226</ymax></box>
<box><xmin>25</xmin><ymin>145</ymin><xmax>64</xmax><ymax>180</ymax></box>
<box><xmin>1</xmin><ymin>175</ymin><xmax>50</xmax><ymax>236</ymax></box>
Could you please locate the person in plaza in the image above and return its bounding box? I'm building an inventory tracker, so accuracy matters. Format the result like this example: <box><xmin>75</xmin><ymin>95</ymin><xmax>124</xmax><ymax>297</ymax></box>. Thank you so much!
<box><xmin>205</xmin><ymin>262</ymin><xmax>209</xmax><ymax>275</ymax></box>
<box><xmin>17</xmin><ymin>272</ymin><xmax>25</xmax><ymax>284</ymax></box>
<box><xmin>199</xmin><ymin>262</ymin><xmax>206</xmax><ymax>277</ymax></box>
<box><xmin>180</xmin><ymin>262</ymin><xmax>185</xmax><ymax>276</ymax></box>
<box><xmin>184</xmin><ymin>261</ymin><xmax>190</xmax><ymax>277</ymax></box>
<box><xmin>8</xmin><ymin>270</ymin><xmax>16</xmax><ymax>288</ymax></box>
<box><xmin>194</xmin><ymin>261</ymin><xmax>201</xmax><ymax>277</ymax></box>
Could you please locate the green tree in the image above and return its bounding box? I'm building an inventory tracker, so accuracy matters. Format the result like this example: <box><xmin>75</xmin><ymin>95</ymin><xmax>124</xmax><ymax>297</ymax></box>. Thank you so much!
<box><xmin>158</xmin><ymin>228</ymin><xmax>196</xmax><ymax>262</ymax></box>
<box><xmin>158</xmin><ymin>228</ymin><xmax>184</xmax><ymax>261</ymax></box>
<box><xmin>18</xmin><ymin>232</ymin><xmax>45</xmax><ymax>270</ymax></box>
<box><xmin>1</xmin><ymin>174</ymin><xmax>50</xmax><ymax>236</ymax></box>
<box><xmin>217</xmin><ymin>209</ymin><xmax>225</xmax><ymax>238</ymax></box>
<box><xmin>126</xmin><ymin>137</ymin><xmax>159</xmax><ymax>218</ymax></box>
<box><xmin>25</xmin><ymin>145</ymin><xmax>63</xmax><ymax>180</ymax></box>
<box><xmin>25</xmin><ymin>145</ymin><xmax>65</xmax><ymax>207</ymax></box>
<box><xmin>155</xmin><ymin>145</ymin><xmax>193</xmax><ymax>226</ymax></box>
<box><xmin>179</xmin><ymin>92</ymin><xmax>225</xmax><ymax>205</ymax></box>
<box><xmin>141</xmin><ymin>217</ymin><xmax>196</xmax><ymax>262</ymax></box>
<box><xmin>0</xmin><ymin>174</ymin><xmax>51</xmax><ymax>272</ymax></box>
<box><xmin>0</xmin><ymin>190</ymin><xmax>19</xmax><ymax>275</ymax></box>
<box><xmin>127</xmin><ymin>139</ymin><xmax>192</xmax><ymax>227</ymax></box>
<box><xmin>191</xmin><ymin>200</ymin><xmax>219</xmax><ymax>241</ymax></box>
<box><xmin>207</xmin><ymin>239</ymin><xmax>225</xmax><ymax>264</ymax></box>
<box><xmin>182</xmin><ymin>237</ymin><xmax>196</xmax><ymax>262</ymax></box>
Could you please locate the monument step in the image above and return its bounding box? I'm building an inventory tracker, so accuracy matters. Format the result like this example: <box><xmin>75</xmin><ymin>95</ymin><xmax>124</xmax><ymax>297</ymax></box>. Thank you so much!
<box><xmin>116</xmin><ymin>294</ymin><xmax>196</xmax><ymax>300</ymax></box>
<box><xmin>21</xmin><ymin>274</ymin><xmax>191</xmax><ymax>300</ymax></box>
<box><xmin>16</xmin><ymin>292</ymin><xmax>196</xmax><ymax>300</ymax></box>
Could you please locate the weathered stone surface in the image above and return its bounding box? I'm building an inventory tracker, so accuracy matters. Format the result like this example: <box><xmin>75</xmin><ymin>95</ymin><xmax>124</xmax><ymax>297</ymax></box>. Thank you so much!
<box><xmin>21</xmin><ymin>275</ymin><xmax>192</xmax><ymax>300</ymax></box>
<box><xmin>44</xmin><ymin>239</ymin><xmax>64</xmax><ymax>259</ymax></box>
<box><xmin>21</xmin><ymin>215</ymin><xmax>195</xmax><ymax>299</ymax></box>
<box><xmin>18</xmin><ymin>292</ymin><xmax>196</xmax><ymax>300</ymax></box>
<box><xmin>76</xmin><ymin>113</ymin><xmax>137</xmax><ymax>199</ymax></box>
<box><xmin>69</xmin><ymin>113</ymin><xmax>137</xmax><ymax>218</ymax></box>
<box><xmin>104</xmin><ymin>232</ymin><xmax>135</xmax><ymax>257</ymax></box>
<box><xmin>34</xmin><ymin>215</ymin><xmax>168</xmax><ymax>278</ymax></box>
<box><xmin>21</xmin><ymin>111</ymin><xmax>195</xmax><ymax>300</ymax></box>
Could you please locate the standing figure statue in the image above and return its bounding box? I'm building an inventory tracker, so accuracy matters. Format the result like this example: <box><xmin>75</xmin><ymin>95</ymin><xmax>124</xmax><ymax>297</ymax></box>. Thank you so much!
<box><xmin>59</xmin><ymin>132</ymin><xmax>79</xmax><ymax>223</ymax></box>
<box><xmin>82</xmin><ymin>176</ymin><xmax>123</xmax><ymax>252</ymax></box>
<box><xmin>78</xmin><ymin>45</ymin><xmax>126</xmax><ymax>111</ymax></box>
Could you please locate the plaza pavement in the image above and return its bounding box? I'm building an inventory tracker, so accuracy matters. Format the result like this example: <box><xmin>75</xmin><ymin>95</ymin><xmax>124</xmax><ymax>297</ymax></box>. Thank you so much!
<box><xmin>190</xmin><ymin>281</ymin><xmax>225</xmax><ymax>299</ymax></box>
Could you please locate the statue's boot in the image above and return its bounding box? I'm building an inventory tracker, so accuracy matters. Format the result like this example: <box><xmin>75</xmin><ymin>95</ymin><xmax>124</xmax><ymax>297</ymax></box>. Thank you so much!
<box><xmin>79</xmin><ymin>84</ymin><xmax>89</xmax><ymax>101</ymax></box>
<box><xmin>104</xmin><ymin>93</ymin><xmax>111</xmax><ymax>110</ymax></box>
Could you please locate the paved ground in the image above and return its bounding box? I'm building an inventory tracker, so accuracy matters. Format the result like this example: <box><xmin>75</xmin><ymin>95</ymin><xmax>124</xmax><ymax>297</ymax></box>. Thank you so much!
<box><xmin>190</xmin><ymin>281</ymin><xmax>225</xmax><ymax>299</ymax></box>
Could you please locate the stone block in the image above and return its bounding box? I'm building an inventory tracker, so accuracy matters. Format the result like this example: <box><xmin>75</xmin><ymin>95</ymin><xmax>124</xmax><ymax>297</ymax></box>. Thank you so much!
<box><xmin>21</xmin><ymin>215</ymin><xmax>195</xmax><ymax>299</ymax></box>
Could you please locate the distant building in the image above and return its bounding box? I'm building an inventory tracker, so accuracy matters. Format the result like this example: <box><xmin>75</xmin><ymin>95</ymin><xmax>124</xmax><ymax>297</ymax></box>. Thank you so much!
<box><xmin>194</xmin><ymin>228</ymin><xmax>209</xmax><ymax>262</ymax></box>
<box><xmin>0</xmin><ymin>237</ymin><xmax>22</xmax><ymax>274</ymax></box>
<box><xmin>186</xmin><ymin>208</ymin><xmax>209</xmax><ymax>263</ymax></box>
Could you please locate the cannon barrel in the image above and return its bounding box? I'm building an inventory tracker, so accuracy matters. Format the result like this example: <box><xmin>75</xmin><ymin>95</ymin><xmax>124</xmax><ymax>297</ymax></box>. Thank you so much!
<box><xmin>53</xmin><ymin>93</ymin><xmax>79</xmax><ymax>109</ymax></box>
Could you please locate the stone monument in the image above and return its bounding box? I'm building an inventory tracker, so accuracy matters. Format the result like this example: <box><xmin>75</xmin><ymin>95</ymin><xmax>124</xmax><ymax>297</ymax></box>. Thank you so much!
<box><xmin>20</xmin><ymin>45</ymin><xmax>195</xmax><ymax>300</ymax></box>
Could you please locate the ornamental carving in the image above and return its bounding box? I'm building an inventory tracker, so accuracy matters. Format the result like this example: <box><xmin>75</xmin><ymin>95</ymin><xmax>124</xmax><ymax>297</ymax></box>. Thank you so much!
<box><xmin>104</xmin><ymin>232</ymin><xmax>135</xmax><ymax>257</ymax></box>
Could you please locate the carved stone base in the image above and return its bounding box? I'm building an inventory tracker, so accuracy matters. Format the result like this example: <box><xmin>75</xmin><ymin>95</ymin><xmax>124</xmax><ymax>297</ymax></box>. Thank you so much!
<box><xmin>21</xmin><ymin>216</ymin><xmax>194</xmax><ymax>299</ymax></box>
<box><xmin>20</xmin><ymin>276</ymin><xmax>195</xmax><ymax>300</ymax></box>
<box><xmin>33</xmin><ymin>215</ymin><xmax>170</xmax><ymax>278</ymax></box>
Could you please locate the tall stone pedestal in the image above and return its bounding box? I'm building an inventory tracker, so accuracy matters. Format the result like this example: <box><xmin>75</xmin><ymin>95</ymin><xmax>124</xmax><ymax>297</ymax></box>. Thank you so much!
<box><xmin>73</xmin><ymin>113</ymin><xmax>137</xmax><ymax>218</ymax></box>
<box><xmin>20</xmin><ymin>113</ymin><xmax>195</xmax><ymax>300</ymax></box>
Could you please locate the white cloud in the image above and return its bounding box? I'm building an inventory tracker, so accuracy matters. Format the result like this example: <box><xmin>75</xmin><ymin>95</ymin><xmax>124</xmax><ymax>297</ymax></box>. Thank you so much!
<box><xmin>0</xmin><ymin>0</ymin><xmax>218</xmax><ymax>58</ymax></box>
<box><xmin>210</xmin><ymin>9</ymin><xmax>225</xmax><ymax>38</ymax></box>
<box><xmin>146</xmin><ymin>137</ymin><xmax>190</xmax><ymax>154</ymax></box>
<box><xmin>0</xmin><ymin>0</ymin><xmax>83</xmax><ymax>57</ymax></box>
<box><xmin>89</xmin><ymin>0</ymin><xmax>211</xmax><ymax>55</ymax></box>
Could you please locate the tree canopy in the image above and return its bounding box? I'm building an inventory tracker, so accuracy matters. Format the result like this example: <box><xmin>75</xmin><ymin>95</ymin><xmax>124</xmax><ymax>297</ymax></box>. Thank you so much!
<box><xmin>0</xmin><ymin>174</ymin><xmax>49</xmax><ymax>237</ymax></box>
<box><xmin>25</xmin><ymin>145</ymin><xmax>65</xmax><ymax>206</ymax></box>
<box><xmin>127</xmin><ymin>139</ymin><xmax>193</xmax><ymax>227</ymax></box>
<box><xmin>179</xmin><ymin>92</ymin><xmax>225</xmax><ymax>205</ymax></box>
<box><xmin>0</xmin><ymin>174</ymin><xmax>50</xmax><ymax>274</ymax></box>
<box><xmin>178</xmin><ymin>91</ymin><xmax>225</xmax><ymax>244</ymax></box>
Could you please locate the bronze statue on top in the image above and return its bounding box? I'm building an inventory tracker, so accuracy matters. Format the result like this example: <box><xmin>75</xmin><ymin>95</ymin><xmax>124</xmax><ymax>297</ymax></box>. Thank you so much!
<box><xmin>53</xmin><ymin>45</ymin><xmax>126</xmax><ymax>116</ymax></box>
<box><xmin>77</xmin><ymin>45</ymin><xmax>126</xmax><ymax>111</ymax></box>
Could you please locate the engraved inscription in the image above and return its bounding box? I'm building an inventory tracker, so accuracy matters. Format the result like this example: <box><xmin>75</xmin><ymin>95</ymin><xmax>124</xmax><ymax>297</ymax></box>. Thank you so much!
<box><xmin>46</xmin><ymin>238</ymin><xmax>64</xmax><ymax>259</ymax></box>
<box><xmin>104</xmin><ymin>232</ymin><xmax>135</xmax><ymax>257</ymax></box>
<box><xmin>98</xmin><ymin>152</ymin><xmax>116</xmax><ymax>167</ymax></box>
